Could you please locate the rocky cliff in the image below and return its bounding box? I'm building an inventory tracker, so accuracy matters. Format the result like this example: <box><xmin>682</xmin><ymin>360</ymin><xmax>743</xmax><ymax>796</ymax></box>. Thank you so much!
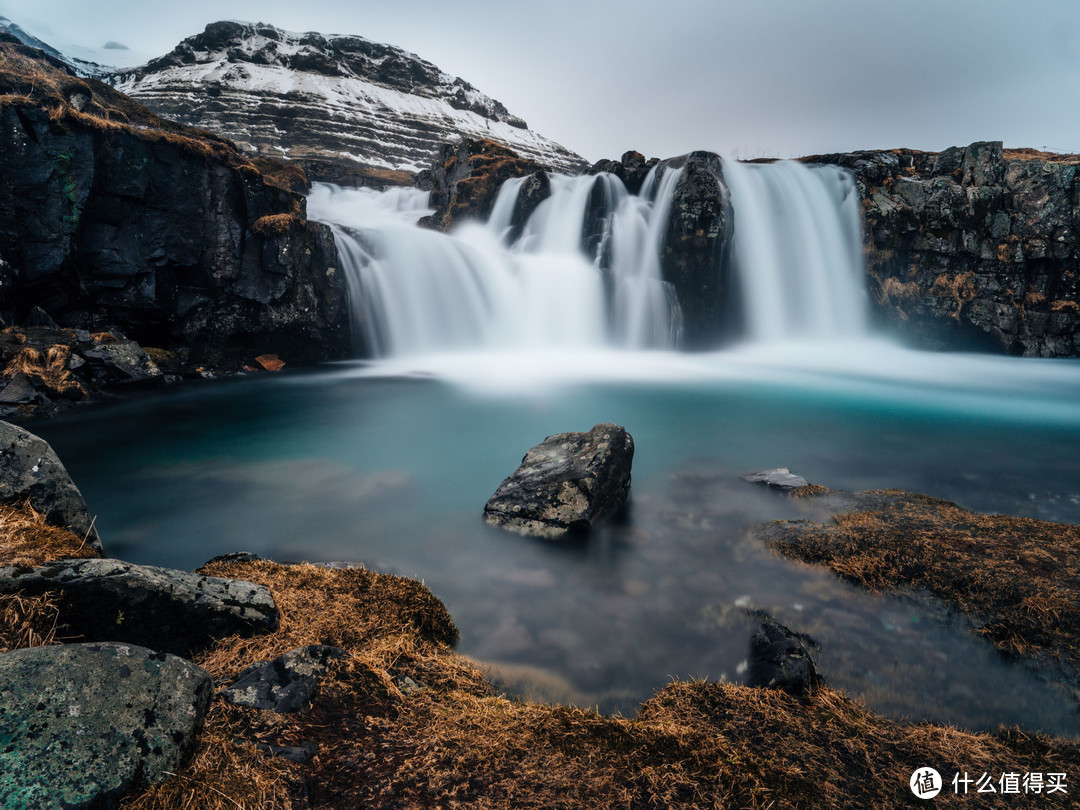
<box><xmin>813</xmin><ymin>142</ymin><xmax>1080</xmax><ymax>356</ymax></box>
<box><xmin>110</xmin><ymin>21</ymin><xmax>587</xmax><ymax>183</ymax></box>
<box><xmin>0</xmin><ymin>36</ymin><xmax>350</xmax><ymax>373</ymax></box>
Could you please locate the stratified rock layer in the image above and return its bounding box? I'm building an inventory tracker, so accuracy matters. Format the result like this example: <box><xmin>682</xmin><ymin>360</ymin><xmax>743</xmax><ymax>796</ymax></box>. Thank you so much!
<box><xmin>0</xmin><ymin>558</ymin><xmax>279</xmax><ymax>657</ymax></box>
<box><xmin>483</xmin><ymin>423</ymin><xmax>634</xmax><ymax>539</ymax></box>
<box><xmin>0</xmin><ymin>642</ymin><xmax>212</xmax><ymax>809</ymax></box>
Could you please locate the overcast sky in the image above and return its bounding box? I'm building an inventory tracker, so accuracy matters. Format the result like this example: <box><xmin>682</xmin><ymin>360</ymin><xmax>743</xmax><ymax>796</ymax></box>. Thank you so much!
<box><xmin>2</xmin><ymin>0</ymin><xmax>1078</xmax><ymax>162</ymax></box>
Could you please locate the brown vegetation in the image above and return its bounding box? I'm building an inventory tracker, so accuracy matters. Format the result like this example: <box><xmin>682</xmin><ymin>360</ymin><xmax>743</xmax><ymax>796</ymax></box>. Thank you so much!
<box><xmin>252</xmin><ymin>213</ymin><xmax>305</xmax><ymax>238</ymax></box>
<box><xmin>1003</xmin><ymin>148</ymin><xmax>1080</xmax><ymax>165</ymax></box>
<box><xmin>761</xmin><ymin>490</ymin><xmax>1080</xmax><ymax>686</ymax></box>
<box><xmin>929</xmin><ymin>271</ymin><xmax>977</xmax><ymax>319</ymax></box>
<box><xmin>113</xmin><ymin>558</ymin><xmax>1080</xmax><ymax>809</ymax></box>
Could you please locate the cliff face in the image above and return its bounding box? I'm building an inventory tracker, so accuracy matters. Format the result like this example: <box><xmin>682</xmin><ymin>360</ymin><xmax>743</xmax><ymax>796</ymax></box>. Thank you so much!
<box><xmin>815</xmin><ymin>142</ymin><xmax>1080</xmax><ymax>356</ymax></box>
<box><xmin>0</xmin><ymin>37</ymin><xmax>350</xmax><ymax>367</ymax></box>
<box><xmin>111</xmin><ymin>21</ymin><xmax>587</xmax><ymax>182</ymax></box>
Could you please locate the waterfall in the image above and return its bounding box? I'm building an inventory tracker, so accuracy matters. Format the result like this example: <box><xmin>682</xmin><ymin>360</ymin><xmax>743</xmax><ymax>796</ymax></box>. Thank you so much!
<box><xmin>721</xmin><ymin>159</ymin><xmax>868</xmax><ymax>341</ymax></box>
<box><xmin>308</xmin><ymin>156</ymin><xmax>869</xmax><ymax>359</ymax></box>
<box><xmin>308</xmin><ymin>170</ymin><xmax>685</xmax><ymax>357</ymax></box>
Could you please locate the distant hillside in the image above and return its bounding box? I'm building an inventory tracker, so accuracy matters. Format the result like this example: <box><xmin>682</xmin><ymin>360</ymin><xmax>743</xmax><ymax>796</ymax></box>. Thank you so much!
<box><xmin>109</xmin><ymin>21</ymin><xmax>587</xmax><ymax>182</ymax></box>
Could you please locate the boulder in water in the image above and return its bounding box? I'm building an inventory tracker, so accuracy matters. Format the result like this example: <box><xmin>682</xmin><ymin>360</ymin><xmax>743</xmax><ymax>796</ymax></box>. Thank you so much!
<box><xmin>483</xmin><ymin>423</ymin><xmax>634</xmax><ymax>539</ymax></box>
<box><xmin>747</xmin><ymin>620</ymin><xmax>821</xmax><ymax>696</ymax></box>
<box><xmin>740</xmin><ymin>467</ymin><xmax>809</xmax><ymax>491</ymax></box>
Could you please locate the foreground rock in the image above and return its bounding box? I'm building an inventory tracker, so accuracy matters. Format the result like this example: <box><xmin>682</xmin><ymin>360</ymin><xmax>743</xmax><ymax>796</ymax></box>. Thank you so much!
<box><xmin>0</xmin><ymin>420</ymin><xmax>101</xmax><ymax>551</ymax></box>
<box><xmin>748</xmin><ymin>620</ymin><xmax>822</xmax><ymax>696</ymax></box>
<box><xmin>0</xmin><ymin>558</ymin><xmax>279</xmax><ymax>657</ymax></box>
<box><xmin>221</xmin><ymin>644</ymin><xmax>348</xmax><ymax>713</ymax></box>
<box><xmin>483</xmin><ymin>423</ymin><xmax>634</xmax><ymax>538</ymax></box>
<box><xmin>0</xmin><ymin>642</ymin><xmax>212</xmax><ymax>809</ymax></box>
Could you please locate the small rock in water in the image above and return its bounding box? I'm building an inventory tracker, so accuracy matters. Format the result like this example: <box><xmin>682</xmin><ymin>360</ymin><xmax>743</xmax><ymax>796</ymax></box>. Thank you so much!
<box><xmin>747</xmin><ymin>620</ymin><xmax>822</xmax><ymax>696</ymax></box>
<box><xmin>483</xmin><ymin>423</ymin><xmax>634</xmax><ymax>539</ymax></box>
<box><xmin>740</xmin><ymin>467</ymin><xmax>809</xmax><ymax>490</ymax></box>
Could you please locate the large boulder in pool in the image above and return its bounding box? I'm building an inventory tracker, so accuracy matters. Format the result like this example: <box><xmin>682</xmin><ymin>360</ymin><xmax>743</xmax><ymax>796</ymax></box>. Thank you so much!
<box><xmin>483</xmin><ymin>423</ymin><xmax>634</xmax><ymax>539</ymax></box>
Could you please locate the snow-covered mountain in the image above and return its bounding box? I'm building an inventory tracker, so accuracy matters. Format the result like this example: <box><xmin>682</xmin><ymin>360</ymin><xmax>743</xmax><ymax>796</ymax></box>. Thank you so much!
<box><xmin>0</xmin><ymin>15</ymin><xmax>111</xmax><ymax>76</ymax></box>
<box><xmin>109</xmin><ymin>21</ymin><xmax>587</xmax><ymax>177</ymax></box>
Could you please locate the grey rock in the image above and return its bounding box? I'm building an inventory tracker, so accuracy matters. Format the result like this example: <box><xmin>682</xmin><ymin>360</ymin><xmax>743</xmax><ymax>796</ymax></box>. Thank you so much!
<box><xmin>740</xmin><ymin>467</ymin><xmax>809</xmax><ymax>491</ymax></box>
<box><xmin>0</xmin><ymin>642</ymin><xmax>212</xmax><ymax>809</ymax></box>
<box><xmin>220</xmin><ymin>644</ymin><xmax>347</xmax><ymax>712</ymax></box>
<box><xmin>0</xmin><ymin>558</ymin><xmax>279</xmax><ymax>657</ymax></box>
<box><xmin>747</xmin><ymin>620</ymin><xmax>821</xmax><ymax>696</ymax></box>
<box><xmin>0</xmin><ymin>420</ymin><xmax>101</xmax><ymax>551</ymax></box>
<box><xmin>483</xmin><ymin>423</ymin><xmax>634</xmax><ymax>539</ymax></box>
<box><xmin>81</xmin><ymin>340</ymin><xmax>162</xmax><ymax>383</ymax></box>
<box><xmin>0</xmin><ymin>371</ymin><xmax>40</xmax><ymax>404</ymax></box>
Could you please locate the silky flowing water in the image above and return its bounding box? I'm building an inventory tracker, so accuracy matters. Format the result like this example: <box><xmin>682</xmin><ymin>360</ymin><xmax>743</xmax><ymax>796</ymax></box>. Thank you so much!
<box><xmin>30</xmin><ymin>159</ymin><xmax>1080</xmax><ymax>737</ymax></box>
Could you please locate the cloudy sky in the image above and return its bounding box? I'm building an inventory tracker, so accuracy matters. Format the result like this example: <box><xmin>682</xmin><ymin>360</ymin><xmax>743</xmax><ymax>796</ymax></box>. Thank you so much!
<box><xmin>2</xmin><ymin>0</ymin><xmax>1078</xmax><ymax>162</ymax></box>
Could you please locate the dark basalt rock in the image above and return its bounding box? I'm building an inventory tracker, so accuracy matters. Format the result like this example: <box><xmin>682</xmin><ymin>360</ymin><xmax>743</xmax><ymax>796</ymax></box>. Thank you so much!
<box><xmin>0</xmin><ymin>558</ymin><xmax>279</xmax><ymax>657</ymax></box>
<box><xmin>748</xmin><ymin>620</ymin><xmax>822</xmax><ymax>696</ymax></box>
<box><xmin>483</xmin><ymin>423</ymin><xmax>634</xmax><ymax>539</ymax></box>
<box><xmin>0</xmin><ymin>642</ymin><xmax>212</xmax><ymax>809</ymax></box>
<box><xmin>658</xmin><ymin>152</ymin><xmax>735</xmax><ymax>347</ymax></box>
<box><xmin>811</xmin><ymin>141</ymin><xmax>1080</xmax><ymax>356</ymax></box>
<box><xmin>0</xmin><ymin>100</ymin><xmax>350</xmax><ymax>368</ymax></box>
<box><xmin>220</xmin><ymin>644</ymin><xmax>348</xmax><ymax>713</ymax></box>
<box><xmin>0</xmin><ymin>420</ymin><xmax>101</xmax><ymax>551</ymax></box>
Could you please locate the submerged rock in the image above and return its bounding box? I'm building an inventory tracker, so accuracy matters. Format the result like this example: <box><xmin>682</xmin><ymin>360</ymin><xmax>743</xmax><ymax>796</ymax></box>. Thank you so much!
<box><xmin>0</xmin><ymin>642</ymin><xmax>212</xmax><ymax>809</ymax></box>
<box><xmin>0</xmin><ymin>420</ymin><xmax>101</xmax><ymax>552</ymax></box>
<box><xmin>220</xmin><ymin>644</ymin><xmax>348</xmax><ymax>713</ymax></box>
<box><xmin>0</xmin><ymin>558</ymin><xmax>279</xmax><ymax>657</ymax></box>
<box><xmin>740</xmin><ymin>468</ymin><xmax>810</xmax><ymax>491</ymax></box>
<box><xmin>747</xmin><ymin>620</ymin><xmax>821</xmax><ymax>696</ymax></box>
<box><xmin>483</xmin><ymin>423</ymin><xmax>634</xmax><ymax>539</ymax></box>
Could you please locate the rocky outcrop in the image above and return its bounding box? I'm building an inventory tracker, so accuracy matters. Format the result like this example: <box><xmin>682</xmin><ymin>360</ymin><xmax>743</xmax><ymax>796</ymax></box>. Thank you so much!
<box><xmin>658</xmin><ymin>152</ymin><xmax>734</xmax><ymax>347</ymax></box>
<box><xmin>0</xmin><ymin>557</ymin><xmax>279</xmax><ymax>657</ymax></box>
<box><xmin>0</xmin><ymin>38</ymin><xmax>351</xmax><ymax>369</ymax></box>
<box><xmin>741</xmin><ymin>468</ymin><xmax>810</xmax><ymax>491</ymax></box>
<box><xmin>422</xmin><ymin>139</ymin><xmax>552</xmax><ymax>232</ymax></box>
<box><xmin>811</xmin><ymin>142</ymin><xmax>1080</xmax><ymax>356</ymax></box>
<box><xmin>483</xmin><ymin>423</ymin><xmax>634</xmax><ymax>539</ymax></box>
<box><xmin>110</xmin><ymin>21</ymin><xmax>586</xmax><ymax>178</ymax></box>
<box><xmin>589</xmin><ymin>150</ymin><xmax>658</xmax><ymax>196</ymax></box>
<box><xmin>0</xmin><ymin>642</ymin><xmax>212</xmax><ymax>809</ymax></box>
<box><xmin>0</xmin><ymin>420</ymin><xmax>100</xmax><ymax>550</ymax></box>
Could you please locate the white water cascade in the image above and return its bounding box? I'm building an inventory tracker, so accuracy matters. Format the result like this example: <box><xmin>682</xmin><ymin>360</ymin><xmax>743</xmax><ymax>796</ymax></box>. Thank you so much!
<box><xmin>722</xmin><ymin>159</ymin><xmax>869</xmax><ymax>342</ymax></box>
<box><xmin>307</xmin><ymin>157</ymin><xmax>871</xmax><ymax>361</ymax></box>
<box><xmin>308</xmin><ymin>169</ymin><xmax>686</xmax><ymax>357</ymax></box>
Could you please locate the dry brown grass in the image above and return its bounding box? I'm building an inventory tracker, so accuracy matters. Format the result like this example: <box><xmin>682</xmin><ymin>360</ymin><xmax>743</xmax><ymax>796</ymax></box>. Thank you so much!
<box><xmin>110</xmin><ymin>557</ymin><xmax>1080</xmax><ymax>809</ymax></box>
<box><xmin>761</xmin><ymin>491</ymin><xmax>1080</xmax><ymax>678</ymax></box>
<box><xmin>251</xmin><ymin>213</ymin><xmax>304</xmax><ymax>238</ymax></box>
<box><xmin>3</xmin><ymin>344</ymin><xmax>88</xmax><ymax>400</ymax></box>
<box><xmin>0</xmin><ymin>501</ymin><xmax>100</xmax><ymax>567</ymax></box>
<box><xmin>1051</xmin><ymin>299</ymin><xmax>1080</xmax><ymax>315</ymax></box>
<box><xmin>929</xmin><ymin>272</ymin><xmax>977</xmax><ymax>319</ymax></box>
<box><xmin>1004</xmin><ymin>148</ymin><xmax>1080</xmax><ymax>165</ymax></box>
<box><xmin>875</xmin><ymin>276</ymin><xmax>922</xmax><ymax>306</ymax></box>
<box><xmin>0</xmin><ymin>591</ymin><xmax>65</xmax><ymax>652</ymax></box>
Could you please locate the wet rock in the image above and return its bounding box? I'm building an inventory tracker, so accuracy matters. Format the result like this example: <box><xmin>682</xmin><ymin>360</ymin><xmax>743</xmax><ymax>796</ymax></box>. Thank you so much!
<box><xmin>0</xmin><ymin>420</ymin><xmax>101</xmax><ymax>551</ymax></box>
<box><xmin>0</xmin><ymin>371</ymin><xmax>40</xmax><ymax>404</ymax></box>
<box><xmin>0</xmin><ymin>642</ymin><xmax>212</xmax><ymax>809</ymax></box>
<box><xmin>0</xmin><ymin>558</ymin><xmax>279</xmax><ymax>657</ymax></box>
<box><xmin>741</xmin><ymin>468</ymin><xmax>810</xmax><ymax>491</ymax></box>
<box><xmin>483</xmin><ymin>423</ymin><xmax>634</xmax><ymax>539</ymax></box>
<box><xmin>220</xmin><ymin>644</ymin><xmax>347</xmax><ymax>713</ymax></box>
<box><xmin>658</xmin><ymin>152</ymin><xmax>734</xmax><ymax>347</ymax></box>
<box><xmin>747</xmin><ymin>620</ymin><xmax>821</xmax><ymax>696</ymax></box>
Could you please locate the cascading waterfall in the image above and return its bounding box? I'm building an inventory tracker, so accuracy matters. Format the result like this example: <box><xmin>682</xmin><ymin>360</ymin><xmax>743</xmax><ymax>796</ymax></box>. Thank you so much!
<box><xmin>722</xmin><ymin>159</ymin><xmax>869</xmax><ymax>342</ymax></box>
<box><xmin>308</xmin><ymin>168</ymin><xmax>686</xmax><ymax>357</ymax></box>
<box><xmin>308</xmin><ymin>156</ymin><xmax>870</xmax><ymax>360</ymax></box>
